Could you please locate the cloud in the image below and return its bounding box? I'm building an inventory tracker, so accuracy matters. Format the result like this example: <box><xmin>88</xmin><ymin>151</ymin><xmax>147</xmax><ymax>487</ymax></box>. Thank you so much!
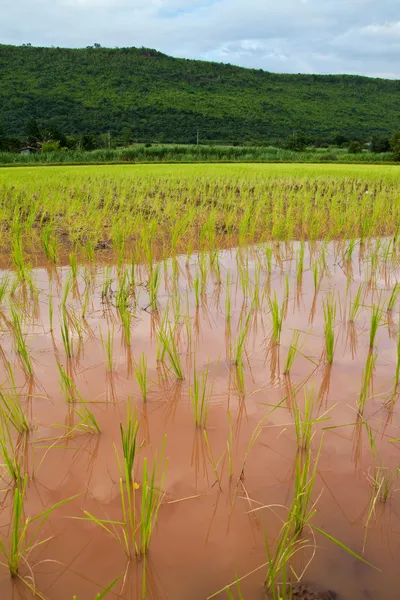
<box><xmin>1</xmin><ymin>0</ymin><xmax>399</xmax><ymax>77</ymax></box>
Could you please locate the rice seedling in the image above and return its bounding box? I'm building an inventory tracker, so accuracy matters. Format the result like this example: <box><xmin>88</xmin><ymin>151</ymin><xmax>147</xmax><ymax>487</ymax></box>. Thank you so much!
<box><xmin>69</xmin><ymin>252</ymin><xmax>78</xmax><ymax>278</ymax></box>
<box><xmin>193</xmin><ymin>276</ymin><xmax>200</xmax><ymax>308</ymax></box>
<box><xmin>365</xmin><ymin>424</ymin><xmax>397</xmax><ymax>503</ymax></box>
<box><xmin>0</xmin><ymin>410</ymin><xmax>23</xmax><ymax>484</ymax></box>
<box><xmin>60</xmin><ymin>307</ymin><xmax>73</xmax><ymax>358</ymax></box>
<box><xmin>190</xmin><ymin>359</ymin><xmax>215</xmax><ymax>428</ymax></box>
<box><xmin>72</xmin><ymin>576</ymin><xmax>120</xmax><ymax>600</ymax></box>
<box><xmin>10</xmin><ymin>306</ymin><xmax>33</xmax><ymax>378</ymax></box>
<box><xmin>0</xmin><ymin>363</ymin><xmax>29</xmax><ymax>435</ymax></box>
<box><xmin>138</xmin><ymin>448</ymin><xmax>168</xmax><ymax>555</ymax></box>
<box><xmin>119</xmin><ymin>399</ymin><xmax>140</xmax><ymax>483</ymax></box>
<box><xmin>225</xmin><ymin>271</ymin><xmax>232</xmax><ymax>324</ymax></box>
<box><xmin>284</xmin><ymin>330</ymin><xmax>300</xmax><ymax>375</ymax></box>
<box><xmin>157</xmin><ymin>324</ymin><xmax>184</xmax><ymax>379</ymax></box>
<box><xmin>0</xmin><ymin>274</ymin><xmax>10</xmax><ymax>305</ymax></box>
<box><xmin>100</xmin><ymin>326</ymin><xmax>114</xmax><ymax>372</ymax></box>
<box><xmin>387</xmin><ymin>282</ymin><xmax>400</xmax><ymax>312</ymax></box>
<box><xmin>136</xmin><ymin>353</ymin><xmax>148</xmax><ymax>402</ymax></box>
<box><xmin>358</xmin><ymin>352</ymin><xmax>377</xmax><ymax>414</ymax></box>
<box><xmin>41</xmin><ymin>225</ymin><xmax>57</xmax><ymax>263</ymax></box>
<box><xmin>0</xmin><ymin>475</ymin><xmax>78</xmax><ymax>579</ymax></box>
<box><xmin>232</xmin><ymin>310</ymin><xmax>251</xmax><ymax>366</ymax></box>
<box><xmin>349</xmin><ymin>282</ymin><xmax>364</xmax><ymax>323</ymax></box>
<box><xmin>369</xmin><ymin>303</ymin><xmax>382</xmax><ymax>349</ymax></box>
<box><xmin>148</xmin><ymin>263</ymin><xmax>161</xmax><ymax>311</ymax></box>
<box><xmin>268</xmin><ymin>291</ymin><xmax>284</xmax><ymax>345</ymax></box>
<box><xmin>322</xmin><ymin>293</ymin><xmax>336</xmax><ymax>364</ymax></box>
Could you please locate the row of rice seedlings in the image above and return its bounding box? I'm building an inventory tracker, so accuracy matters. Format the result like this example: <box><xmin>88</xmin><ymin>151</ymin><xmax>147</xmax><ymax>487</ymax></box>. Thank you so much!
<box><xmin>322</xmin><ymin>293</ymin><xmax>336</xmax><ymax>364</ymax></box>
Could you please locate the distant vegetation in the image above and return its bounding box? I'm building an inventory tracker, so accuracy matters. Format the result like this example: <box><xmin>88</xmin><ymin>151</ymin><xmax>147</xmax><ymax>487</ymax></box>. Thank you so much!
<box><xmin>1</xmin><ymin>43</ymin><xmax>400</xmax><ymax>152</ymax></box>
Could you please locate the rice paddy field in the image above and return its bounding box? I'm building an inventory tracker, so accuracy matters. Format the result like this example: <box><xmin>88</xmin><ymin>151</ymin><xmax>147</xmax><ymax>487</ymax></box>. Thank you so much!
<box><xmin>0</xmin><ymin>163</ymin><xmax>399</xmax><ymax>599</ymax></box>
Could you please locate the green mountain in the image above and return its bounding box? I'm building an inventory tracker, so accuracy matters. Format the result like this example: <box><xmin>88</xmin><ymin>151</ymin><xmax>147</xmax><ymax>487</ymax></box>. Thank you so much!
<box><xmin>1</xmin><ymin>44</ymin><xmax>399</xmax><ymax>144</ymax></box>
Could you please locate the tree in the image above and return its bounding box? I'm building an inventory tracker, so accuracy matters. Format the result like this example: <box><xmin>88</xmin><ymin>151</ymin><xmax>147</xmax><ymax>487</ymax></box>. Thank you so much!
<box><xmin>348</xmin><ymin>141</ymin><xmax>363</xmax><ymax>154</ymax></box>
<box><xmin>370</xmin><ymin>135</ymin><xmax>390</xmax><ymax>153</ymax></box>
<box><xmin>390</xmin><ymin>131</ymin><xmax>400</xmax><ymax>161</ymax></box>
<box><xmin>285</xmin><ymin>131</ymin><xmax>307</xmax><ymax>152</ymax></box>
<box><xmin>25</xmin><ymin>118</ymin><xmax>42</xmax><ymax>144</ymax></box>
<box><xmin>332</xmin><ymin>132</ymin><xmax>348</xmax><ymax>147</ymax></box>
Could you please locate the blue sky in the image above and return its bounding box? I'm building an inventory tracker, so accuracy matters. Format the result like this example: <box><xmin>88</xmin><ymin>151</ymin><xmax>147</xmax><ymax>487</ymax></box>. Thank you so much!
<box><xmin>1</xmin><ymin>0</ymin><xmax>399</xmax><ymax>78</ymax></box>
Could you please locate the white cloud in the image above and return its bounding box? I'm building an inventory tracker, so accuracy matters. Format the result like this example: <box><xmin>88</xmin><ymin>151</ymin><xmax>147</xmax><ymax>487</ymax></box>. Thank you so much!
<box><xmin>1</xmin><ymin>0</ymin><xmax>399</xmax><ymax>77</ymax></box>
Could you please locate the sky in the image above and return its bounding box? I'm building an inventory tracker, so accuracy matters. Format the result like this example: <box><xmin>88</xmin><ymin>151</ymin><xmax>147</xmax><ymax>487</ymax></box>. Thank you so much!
<box><xmin>1</xmin><ymin>0</ymin><xmax>400</xmax><ymax>78</ymax></box>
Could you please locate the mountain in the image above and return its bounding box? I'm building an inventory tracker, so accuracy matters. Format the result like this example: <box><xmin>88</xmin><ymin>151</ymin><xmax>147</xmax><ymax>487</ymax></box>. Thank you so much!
<box><xmin>1</xmin><ymin>44</ymin><xmax>399</xmax><ymax>144</ymax></box>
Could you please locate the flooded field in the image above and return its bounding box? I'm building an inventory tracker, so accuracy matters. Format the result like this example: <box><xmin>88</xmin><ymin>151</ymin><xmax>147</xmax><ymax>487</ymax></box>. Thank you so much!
<box><xmin>0</xmin><ymin>237</ymin><xmax>399</xmax><ymax>600</ymax></box>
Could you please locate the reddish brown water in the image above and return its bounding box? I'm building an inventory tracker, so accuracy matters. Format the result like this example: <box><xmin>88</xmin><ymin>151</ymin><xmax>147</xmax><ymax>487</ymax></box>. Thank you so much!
<box><xmin>0</xmin><ymin>240</ymin><xmax>399</xmax><ymax>600</ymax></box>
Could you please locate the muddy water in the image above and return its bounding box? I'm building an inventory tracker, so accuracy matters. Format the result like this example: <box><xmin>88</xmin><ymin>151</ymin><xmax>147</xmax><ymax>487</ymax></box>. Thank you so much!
<box><xmin>0</xmin><ymin>240</ymin><xmax>399</xmax><ymax>600</ymax></box>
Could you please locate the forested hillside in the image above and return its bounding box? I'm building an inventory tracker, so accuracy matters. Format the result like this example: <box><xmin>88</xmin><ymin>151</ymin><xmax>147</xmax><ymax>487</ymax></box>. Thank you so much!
<box><xmin>1</xmin><ymin>44</ymin><xmax>400</xmax><ymax>144</ymax></box>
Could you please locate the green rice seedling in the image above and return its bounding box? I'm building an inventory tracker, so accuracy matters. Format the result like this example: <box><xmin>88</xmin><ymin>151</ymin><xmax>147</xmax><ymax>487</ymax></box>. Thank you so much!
<box><xmin>136</xmin><ymin>353</ymin><xmax>148</xmax><ymax>402</ymax></box>
<box><xmin>72</xmin><ymin>576</ymin><xmax>120</xmax><ymax>600</ymax></box>
<box><xmin>349</xmin><ymin>282</ymin><xmax>364</xmax><ymax>323</ymax></box>
<box><xmin>289</xmin><ymin>442</ymin><xmax>321</xmax><ymax>536</ymax></box>
<box><xmin>121</xmin><ymin>310</ymin><xmax>131</xmax><ymax>347</ymax></box>
<box><xmin>193</xmin><ymin>277</ymin><xmax>200</xmax><ymax>308</ymax></box>
<box><xmin>69</xmin><ymin>252</ymin><xmax>78</xmax><ymax>279</ymax></box>
<box><xmin>119</xmin><ymin>399</ymin><xmax>140</xmax><ymax>483</ymax></box>
<box><xmin>365</xmin><ymin>424</ymin><xmax>397</xmax><ymax>503</ymax></box>
<box><xmin>312</xmin><ymin>262</ymin><xmax>319</xmax><ymax>291</ymax></box>
<box><xmin>60</xmin><ymin>308</ymin><xmax>73</xmax><ymax>358</ymax></box>
<box><xmin>157</xmin><ymin>324</ymin><xmax>184</xmax><ymax>379</ymax></box>
<box><xmin>322</xmin><ymin>293</ymin><xmax>336</xmax><ymax>364</ymax></box>
<box><xmin>268</xmin><ymin>291</ymin><xmax>284</xmax><ymax>345</ymax></box>
<box><xmin>148</xmin><ymin>263</ymin><xmax>161</xmax><ymax>311</ymax></box>
<box><xmin>232</xmin><ymin>311</ymin><xmax>251</xmax><ymax>366</ymax></box>
<box><xmin>225</xmin><ymin>271</ymin><xmax>232</xmax><ymax>324</ymax></box>
<box><xmin>284</xmin><ymin>272</ymin><xmax>289</xmax><ymax>302</ymax></box>
<box><xmin>138</xmin><ymin>447</ymin><xmax>168</xmax><ymax>555</ymax></box>
<box><xmin>57</xmin><ymin>361</ymin><xmax>77</xmax><ymax>403</ymax></box>
<box><xmin>234</xmin><ymin>360</ymin><xmax>246</xmax><ymax>398</ymax></box>
<box><xmin>296</xmin><ymin>242</ymin><xmax>304</xmax><ymax>284</ymax></box>
<box><xmin>41</xmin><ymin>225</ymin><xmax>57</xmax><ymax>263</ymax></box>
<box><xmin>100</xmin><ymin>327</ymin><xmax>114</xmax><ymax>372</ymax></box>
<box><xmin>387</xmin><ymin>283</ymin><xmax>400</xmax><ymax>312</ymax></box>
<box><xmin>101</xmin><ymin>267</ymin><xmax>113</xmax><ymax>302</ymax></box>
<box><xmin>11</xmin><ymin>306</ymin><xmax>33</xmax><ymax>378</ymax></box>
<box><xmin>369</xmin><ymin>304</ymin><xmax>382</xmax><ymax>349</ymax></box>
<box><xmin>0</xmin><ymin>410</ymin><xmax>23</xmax><ymax>484</ymax></box>
<box><xmin>0</xmin><ymin>363</ymin><xmax>29</xmax><ymax>435</ymax></box>
<box><xmin>190</xmin><ymin>359</ymin><xmax>215</xmax><ymax>427</ymax></box>
<box><xmin>0</xmin><ymin>475</ymin><xmax>77</xmax><ymax>579</ymax></box>
<box><xmin>358</xmin><ymin>352</ymin><xmax>377</xmax><ymax>414</ymax></box>
<box><xmin>62</xmin><ymin>273</ymin><xmax>73</xmax><ymax>309</ymax></box>
<box><xmin>0</xmin><ymin>274</ymin><xmax>10</xmax><ymax>305</ymax></box>
<box><xmin>11</xmin><ymin>236</ymin><xmax>30</xmax><ymax>282</ymax></box>
<box><xmin>48</xmin><ymin>293</ymin><xmax>54</xmax><ymax>332</ymax></box>
<box><xmin>292</xmin><ymin>388</ymin><xmax>316</xmax><ymax>451</ymax></box>
<box><xmin>284</xmin><ymin>330</ymin><xmax>300</xmax><ymax>375</ymax></box>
